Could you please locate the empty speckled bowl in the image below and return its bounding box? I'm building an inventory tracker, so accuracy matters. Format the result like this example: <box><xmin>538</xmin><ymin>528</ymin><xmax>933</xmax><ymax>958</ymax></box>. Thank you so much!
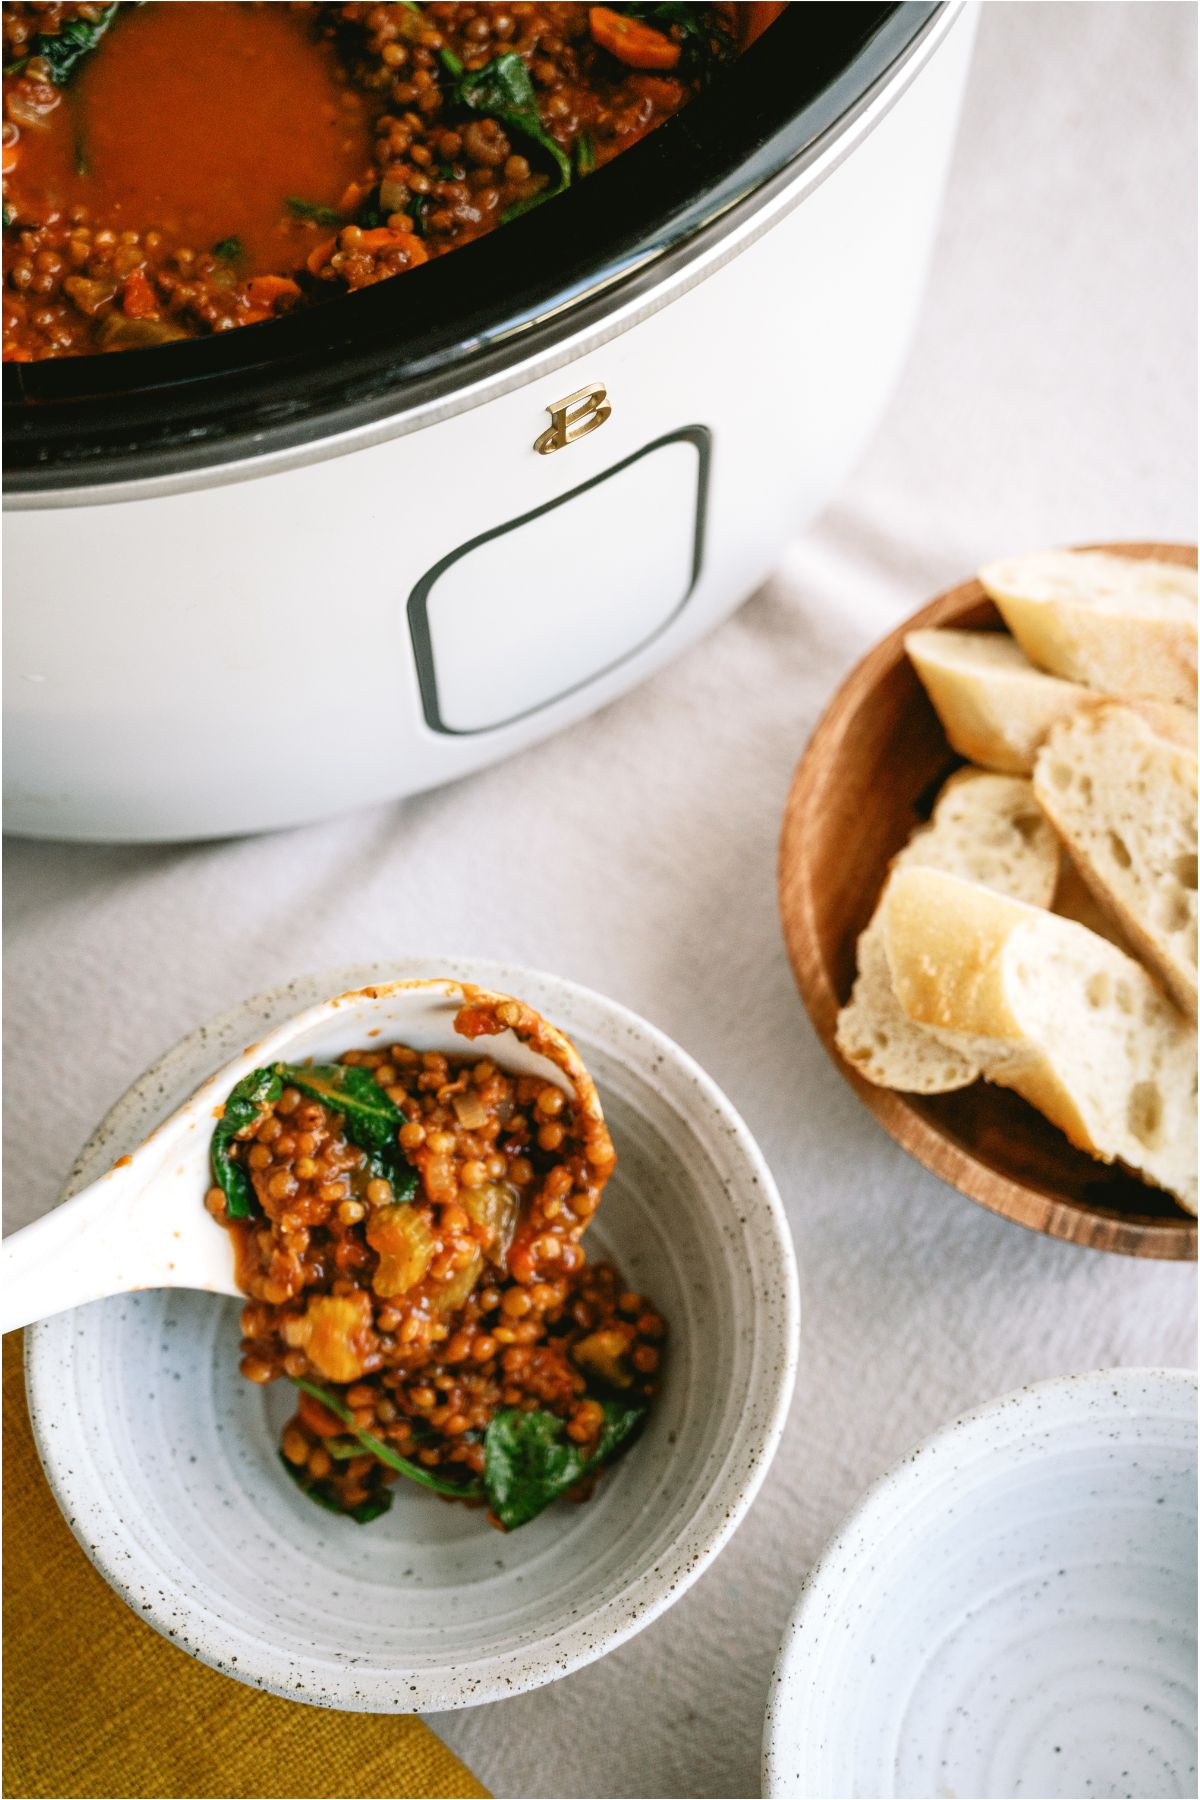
<box><xmin>763</xmin><ymin>1368</ymin><xmax>1197</xmax><ymax>1799</ymax></box>
<box><xmin>26</xmin><ymin>958</ymin><xmax>799</xmax><ymax>1712</ymax></box>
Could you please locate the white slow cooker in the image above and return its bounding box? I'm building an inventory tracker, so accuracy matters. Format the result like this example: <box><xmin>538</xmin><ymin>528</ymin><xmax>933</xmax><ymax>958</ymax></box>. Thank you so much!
<box><xmin>4</xmin><ymin>2</ymin><xmax>976</xmax><ymax>842</ymax></box>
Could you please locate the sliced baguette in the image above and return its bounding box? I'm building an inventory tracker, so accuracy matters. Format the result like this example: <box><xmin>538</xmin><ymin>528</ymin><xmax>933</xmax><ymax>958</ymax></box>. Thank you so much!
<box><xmin>1053</xmin><ymin>853</ymin><xmax>1136</xmax><ymax>955</ymax></box>
<box><xmin>979</xmin><ymin>550</ymin><xmax>1198</xmax><ymax>706</ymax></box>
<box><xmin>882</xmin><ymin>867</ymin><xmax>1198</xmax><ymax>1212</ymax></box>
<box><xmin>835</xmin><ymin>769</ymin><xmax>1059</xmax><ymax>1093</ymax></box>
<box><xmin>906</xmin><ymin>626</ymin><xmax>1196</xmax><ymax>773</ymax></box>
<box><xmin>1034</xmin><ymin>704</ymin><xmax>1198</xmax><ymax>1017</ymax></box>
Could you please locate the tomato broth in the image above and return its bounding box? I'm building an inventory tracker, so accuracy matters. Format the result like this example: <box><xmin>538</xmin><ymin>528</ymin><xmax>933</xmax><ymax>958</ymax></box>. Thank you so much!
<box><xmin>18</xmin><ymin>3</ymin><xmax>371</xmax><ymax>275</ymax></box>
<box><xmin>3</xmin><ymin>3</ymin><xmax>771</xmax><ymax>359</ymax></box>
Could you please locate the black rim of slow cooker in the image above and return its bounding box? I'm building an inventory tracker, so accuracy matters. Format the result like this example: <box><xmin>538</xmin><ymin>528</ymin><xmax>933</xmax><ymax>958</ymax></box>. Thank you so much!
<box><xmin>3</xmin><ymin>1</ymin><xmax>939</xmax><ymax>491</ymax></box>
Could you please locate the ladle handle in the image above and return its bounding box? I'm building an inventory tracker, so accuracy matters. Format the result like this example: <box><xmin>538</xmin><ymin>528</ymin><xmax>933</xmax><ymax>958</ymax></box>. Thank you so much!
<box><xmin>1</xmin><ymin>1171</ymin><xmax>149</xmax><ymax>1332</ymax></box>
<box><xmin>1</xmin><ymin>1158</ymin><xmax>238</xmax><ymax>1333</ymax></box>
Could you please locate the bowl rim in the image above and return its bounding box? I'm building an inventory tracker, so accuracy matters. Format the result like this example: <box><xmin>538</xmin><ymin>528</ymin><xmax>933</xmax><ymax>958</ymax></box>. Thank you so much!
<box><xmin>777</xmin><ymin>540</ymin><xmax>1199</xmax><ymax>1262</ymax></box>
<box><xmin>761</xmin><ymin>1364</ymin><xmax>1198</xmax><ymax>1799</ymax></box>
<box><xmin>25</xmin><ymin>955</ymin><xmax>801</xmax><ymax>1712</ymax></box>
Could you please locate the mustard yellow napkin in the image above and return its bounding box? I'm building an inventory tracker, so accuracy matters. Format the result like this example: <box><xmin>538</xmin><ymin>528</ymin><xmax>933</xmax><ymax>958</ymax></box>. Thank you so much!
<box><xmin>3</xmin><ymin>1334</ymin><xmax>489</xmax><ymax>1800</ymax></box>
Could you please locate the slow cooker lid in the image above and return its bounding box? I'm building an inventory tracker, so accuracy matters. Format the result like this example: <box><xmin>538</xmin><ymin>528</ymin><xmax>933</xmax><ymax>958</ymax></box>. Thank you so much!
<box><xmin>4</xmin><ymin>2</ymin><xmax>938</xmax><ymax>491</ymax></box>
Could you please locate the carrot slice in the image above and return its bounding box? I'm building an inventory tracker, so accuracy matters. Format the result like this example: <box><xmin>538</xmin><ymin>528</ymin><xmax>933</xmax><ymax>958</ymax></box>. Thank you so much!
<box><xmin>121</xmin><ymin>268</ymin><xmax>158</xmax><ymax>319</ymax></box>
<box><xmin>298</xmin><ymin>1390</ymin><xmax>344</xmax><ymax>1438</ymax></box>
<box><xmin>588</xmin><ymin>6</ymin><xmax>680</xmax><ymax>69</ymax></box>
<box><xmin>628</xmin><ymin>72</ymin><xmax>686</xmax><ymax>109</ymax></box>
<box><xmin>247</xmin><ymin>275</ymin><xmax>302</xmax><ymax>306</ymax></box>
<box><xmin>306</xmin><ymin>236</ymin><xmax>337</xmax><ymax>276</ymax></box>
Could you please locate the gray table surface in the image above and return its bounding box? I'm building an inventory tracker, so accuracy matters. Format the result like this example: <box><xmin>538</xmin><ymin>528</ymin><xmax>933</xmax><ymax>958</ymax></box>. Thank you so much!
<box><xmin>4</xmin><ymin>4</ymin><xmax>1197</xmax><ymax>1796</ymax></box>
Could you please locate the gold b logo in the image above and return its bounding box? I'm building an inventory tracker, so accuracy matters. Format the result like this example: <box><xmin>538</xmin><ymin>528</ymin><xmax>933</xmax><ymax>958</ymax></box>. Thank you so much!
<box><xmin>533</xmin><ymin>384</ymin><xmax>611</xmax><ymax>455</ymax></box>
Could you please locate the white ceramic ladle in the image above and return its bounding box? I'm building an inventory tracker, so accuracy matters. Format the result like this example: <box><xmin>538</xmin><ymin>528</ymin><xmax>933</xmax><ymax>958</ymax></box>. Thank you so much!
<box><xmin>1</xmin><ymin>978</ymin><xmax>575</xmax><ymax>1335</ymax></box>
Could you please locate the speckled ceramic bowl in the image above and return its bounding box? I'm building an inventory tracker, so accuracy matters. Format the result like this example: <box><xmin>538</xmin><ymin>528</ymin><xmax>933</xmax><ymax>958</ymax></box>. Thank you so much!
<box><xmin>26</xmin><ymin>958</ymin><xmax>798</xmax><ymax>1713</ymax></box>
<box><xmin>763</xmin><ymin>1368</ymin><xmax>1197</xmax><ymax>1799</ymax></box>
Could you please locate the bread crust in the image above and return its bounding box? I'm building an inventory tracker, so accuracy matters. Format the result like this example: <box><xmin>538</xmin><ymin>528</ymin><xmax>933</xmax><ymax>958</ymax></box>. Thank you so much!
<box><xmin>979</xmin><ymin>552</ymin><xmax>1198</xmax><ymax>707</ymax></box>
<box><xmin>906</xmin><ymin>628</ymin><xmax>1093</xmax><ymax>773</ymax></box>
<box><xmin>907</xmin><ymin>626</ymin><xmax>1196</xmax><ymax>773</ymax></box>
<box><xmin>835</xmin><ymin>772</ymin><xmax>1058</xmax><ymax>1093</ymax></box>
<box><xmin>1033</xmin><ymin>704</ymin><xmax>1198</xmax><ymax>1017</ymax></box>
<box><xmin>883</xmin><ymin>868</ymin><xmax>1198</xmax><ymax>1210</ymax></box>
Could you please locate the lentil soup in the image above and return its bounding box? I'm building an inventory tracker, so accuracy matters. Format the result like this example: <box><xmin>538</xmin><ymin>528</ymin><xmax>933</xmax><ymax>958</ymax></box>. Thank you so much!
<box><xmin>206</xmin><ymin>989</ymin><xmax>665</xmax><ymax>1529</ymax></box>
<box><xmin>3</xmin><ymin>1</ymin><xmax>768</xmax><ymax>360</ymax></box>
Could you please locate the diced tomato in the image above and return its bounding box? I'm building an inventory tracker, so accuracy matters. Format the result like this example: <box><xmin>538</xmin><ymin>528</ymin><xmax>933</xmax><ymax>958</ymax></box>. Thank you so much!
<box><xmin>121</xmin><ymin>268</ymin><xmax>158</xmax><ymax>318</ymax></box>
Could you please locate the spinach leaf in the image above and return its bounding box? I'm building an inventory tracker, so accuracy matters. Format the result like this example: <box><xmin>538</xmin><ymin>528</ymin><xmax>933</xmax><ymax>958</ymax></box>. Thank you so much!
<box><xmin>279</xmin><ymin>1452</ymin><xmax>394</xmax><ymax>1524</ymax></box>
<box><xmin>210</xmin><ymin>1066</ymin><xmax>282</xmax><ymax>1221</ymax></box>
<box><xmin>14</xmin><ymin>2</ymin><xmax>121</xmax><ymax>84</ymax></box>
<box><xmin>291</xmin><ymin>1377</ymin><xmax>483</xmax><ymax>1500</ymax></box>
<box><xmin>285</xmin><ymin>197</ymin><xmax>344</xmax><ymax>226</ymax></box>
<box><xmin>397</xmin><ymin>13</ymin><xmax>568</xmax><ymax>217</ymax></box>
<box><xmin>484</xmin><ymin>1397</ymin><xmax>648</xmax><ymax>1529</ymax></box>
<box><xmin>347</xmin><ymin>1490</ymin><xmax>394</xmax><ymax>1523</ymax></box>
<box><xmin>212</xmin><ymin>236</ymin><xmax>243</xmax><ymax>261</ymax></box>
<box><xmin>354</xmin><ymin>188</ymin><xmax>383</xmax><ymax>229</ymax></box>
<box><xmin>325</xmin><ymin>1435</ymin><xmax>368</xmax><ymax>1462</ymax></box>
<box><xmin>2</xmin><ymin>203</ymin><xmax>13</xmax><ymax>230</ymax></box>
<box><xmin>323</xmin><ymin>1421</ymin><xmax>430</xmax><ymax>1461</ymax></box>
<box><xmin>274</xmin><ymin>1061</ymin><xmax>417</xmax><ymax>1201</ymax></box>
<box><xmin>276</xmin><ymin>1062</ymin><xmax>401</xmax><ymax>1153</ymax></box>
<box><xmin>622</xmin><ymin>2</ymin><xmax>734</xmax><ymax>85</ymax></box>
<box><xmin>454</xmin><ymin>52</ymin><xmax>570</xmax><ymax>207</ymax></box>
<box><xmin>398</xmin><ymin>2</ymin><xmax>467</xmax><ymax>86</ymax></box>
<box><xmin>499</xmin><ymin>187</ymin><xmax>552</xmax><ymax>224</ymax></box>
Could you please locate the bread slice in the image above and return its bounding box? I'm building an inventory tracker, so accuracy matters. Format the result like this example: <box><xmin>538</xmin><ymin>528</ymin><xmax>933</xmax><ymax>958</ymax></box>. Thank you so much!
<box><xmin>979</xmin><ymin>550</ymin><xmax>1198</xmax><ymax>706</ymax></box>
<box><xmin>835</xmin><ymin>770</ymin><xmax>1059</xmax><ymax>1093</ymax></box>
<box><xmin>906</xmin><ymin>629</ymin><xmax>1088</xmax><ymax>772</ymax></box>
<box><xmin>1034</xmin><ymin>704</ymin><xmax>1198</xmax><ymax>1016</ymax></box>
<box><xmin>1053</xmin><ymin>854</ymin><xmax>1136</xmax><ymax>955</ymax></box>
<box><xmin>882</xmin><ymin>867</ymin><xmax>1198</xmax><ymax>1212</ymax></box>
<box><xmin>905</xmin><ymin>627</ymin><xmax>1196</xmax><ymax>773</ymax></box>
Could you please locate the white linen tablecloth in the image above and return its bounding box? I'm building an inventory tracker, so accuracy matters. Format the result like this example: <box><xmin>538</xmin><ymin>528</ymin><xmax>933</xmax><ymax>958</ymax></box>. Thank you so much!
<box><xmin>4</xmin><ymin>5</ymin><xmax>1196</xmax><ymax>1796</ymax></box>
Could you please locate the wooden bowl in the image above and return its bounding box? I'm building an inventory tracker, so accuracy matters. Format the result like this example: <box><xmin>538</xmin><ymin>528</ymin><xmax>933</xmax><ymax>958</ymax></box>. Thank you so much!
<box><xmin>778</xmin><ymin>541</ymin><xmax>1198</xmax><ymax>1261</ymax></box>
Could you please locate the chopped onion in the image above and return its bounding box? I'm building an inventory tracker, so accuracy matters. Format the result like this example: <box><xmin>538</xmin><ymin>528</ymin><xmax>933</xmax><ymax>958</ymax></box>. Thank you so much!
<box><xmin>430</xmin><ymin>1247</ymin><xmax>484</xmax><ymax>1312</ymax></box>
<box><xmin>6</xmin><ymin>88</ymin><xmax>58</xmax><ymax>130</ymax></box>
<box><xmin>452</xmin><ymin>1090</ymin><xmax>488</xmax><ymax>1130</ymax></box>
<box><xmin>64</xmin><ymin>276</ymin><xmax>117</xmax><ymax>317</ymax></box>
<box><xmin>95</xmin><ymin>313</ymin><xmax>186</xmax><ymax>346</ymax></box>
<box><xmin>367</xmin><ymin>1204</ymin><xmax>436</xmax><ymax>1298</ymax></box>
<box><xmin>461</xmin><ymin>1182</ymin><xmax>520</xmax><ymax>1270</ymax></box>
